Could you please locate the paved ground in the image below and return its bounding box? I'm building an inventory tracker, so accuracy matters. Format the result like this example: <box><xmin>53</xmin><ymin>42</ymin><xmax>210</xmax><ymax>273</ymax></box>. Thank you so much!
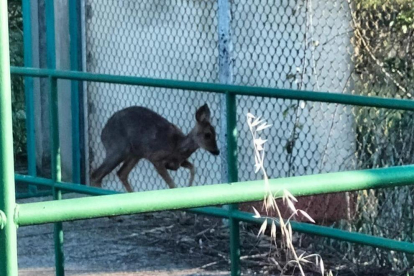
<box><xmin>16</xmin><ymin>194</ymin><xmax>232</xmax><ymax>276</ymax></box>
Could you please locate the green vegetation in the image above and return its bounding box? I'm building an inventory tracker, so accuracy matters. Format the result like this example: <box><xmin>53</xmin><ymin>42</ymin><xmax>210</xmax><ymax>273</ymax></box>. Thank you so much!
<box><xmin>8</xmin><ymin>0</ymin><xmax>27</xmax><ymax>163</ymax></box>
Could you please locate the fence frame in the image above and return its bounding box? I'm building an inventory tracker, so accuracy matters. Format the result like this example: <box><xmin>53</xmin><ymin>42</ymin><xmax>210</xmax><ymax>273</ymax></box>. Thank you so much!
<box><xmin>3</xmin><ymin>65</ymin><xmax>414</xmax><ymax>276</ymax></box>
<box><xmin>3</xmin><ymin>0</ymin><xmax>414</xmax><ymax>275</ymax></box>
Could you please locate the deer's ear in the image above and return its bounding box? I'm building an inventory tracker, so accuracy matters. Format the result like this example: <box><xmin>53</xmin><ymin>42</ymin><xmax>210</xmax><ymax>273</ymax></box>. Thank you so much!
<box><xmin>196</xmin><ymin>104</ymin><xmax>211</xmax><ymax>123</ymax></box>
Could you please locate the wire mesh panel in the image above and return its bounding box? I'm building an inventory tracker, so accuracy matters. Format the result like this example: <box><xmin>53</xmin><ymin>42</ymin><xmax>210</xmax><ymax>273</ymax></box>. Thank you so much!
<box><xmin>87</xmin><ymin>84</ymin><xmax>222</xmax><ymax>191</ymax></box>
<box><xmin>84</xmin><ymin>0</ymin><xmax>220</xmax><ymax>191</ymax></box>
<box><xmin>232</xmin><ymin>0</ymin><xmax>355</xmax><ymax>181</ymax></box>
<box><xmin>83</xmin><ymin>0</ymin><xmax>414</xmax><ymax>260</ymax></box>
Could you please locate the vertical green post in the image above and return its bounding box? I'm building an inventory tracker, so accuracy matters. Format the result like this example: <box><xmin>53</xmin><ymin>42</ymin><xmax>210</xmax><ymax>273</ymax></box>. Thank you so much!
<box><xmin>0</xmin><ymin>0</ymin><xmax>19</xmax><ymax>275</ymax></box>
<box><xmin>22</xmin><ymin>0</ymin><xmax>38</xmax><ymax>197</ymax></box>
<box><xmin>226</xmin><ymin>92</ymin><xmax>241</xmax><ymax>276</ymax></box>
<box><xmin>45</xmin><ymin>0</ymin><xmax>64</xmax><ymax>274</ymax></box>
<box><xmin>45</xmin><ymin>0</ymin><xmax>56</xmax><ymax>69</ymax></box>
<box><xmin>49</xmin><ymin>77</ymin><xmax>65</xmax><ymax>276</ymax></box>
<box><xmin>69</xmin><ymin>0</ymin><xmax>81</xmax><ymax>184</ymax></box>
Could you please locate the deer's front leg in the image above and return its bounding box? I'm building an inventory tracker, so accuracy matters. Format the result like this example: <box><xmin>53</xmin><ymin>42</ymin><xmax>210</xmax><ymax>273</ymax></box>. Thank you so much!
<box><xmin>181</xmin><ymin>160</ymin><xmax>195</xmax><ymax>187</ymax></box>
<box><xmin>153</xmin><ymin>162</ymin><xmax>176</xmax><ymax>189</ymax></box>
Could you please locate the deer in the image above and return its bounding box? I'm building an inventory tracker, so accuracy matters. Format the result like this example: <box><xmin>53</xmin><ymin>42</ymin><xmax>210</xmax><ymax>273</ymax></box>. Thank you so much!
<box><xmin>90</xmin><ymin>104</ymin><xmax>220</xmax><ymax>192</ymax></box>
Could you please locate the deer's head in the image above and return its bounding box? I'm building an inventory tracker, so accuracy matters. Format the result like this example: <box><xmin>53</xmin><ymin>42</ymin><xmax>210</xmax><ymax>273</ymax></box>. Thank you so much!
<box><xmin>194</xmin><ymin>104</ymin><xmax>220</xmax><ymax>156</ymax></box>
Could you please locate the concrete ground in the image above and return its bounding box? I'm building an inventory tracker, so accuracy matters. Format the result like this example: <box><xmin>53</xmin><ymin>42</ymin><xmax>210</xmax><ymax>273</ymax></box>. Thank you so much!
<box><xmin>16</xmin><ymin>194</ymin><xmax>232</xmax><ymax>276</ymax></box>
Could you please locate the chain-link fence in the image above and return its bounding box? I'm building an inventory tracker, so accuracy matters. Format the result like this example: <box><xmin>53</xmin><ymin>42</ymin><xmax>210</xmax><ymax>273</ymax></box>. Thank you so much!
<box><xmin>85</xmin><ymin>0</ymin><xmax>222</xmax><ymax>191</ymax></box>
<box><xmin>83</xmin><ymin>0</ymin><xmax>413</xmax><ymax>272</ymax></box>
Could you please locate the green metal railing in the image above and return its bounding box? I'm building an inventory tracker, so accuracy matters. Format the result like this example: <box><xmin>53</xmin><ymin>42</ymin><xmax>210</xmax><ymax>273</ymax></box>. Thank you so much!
<box><xmin>2</xmin><ymin>3</ymin><xmax>414</xmax><ymax>276</ymax></box>
<box><xmin>0</xmin><ymin>1</ymin><xmax>19</xmax><ymax>275</ymax></box>
<box><xmin>5</xmin><ymin>65</ymin><xmax>414</xmax><ymax>276</ymax></box>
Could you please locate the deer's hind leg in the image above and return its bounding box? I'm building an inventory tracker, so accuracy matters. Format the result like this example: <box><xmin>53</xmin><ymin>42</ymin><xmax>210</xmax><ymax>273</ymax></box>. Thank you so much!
<box><xmin>117</xmin><ymin>156</ymin><xmax>140</xmax><ymax>193</ymax></box>
<box><xmin>91</xmin><ymin>150</ymin><xmax>126</xmax><ymax>188</ymax></box>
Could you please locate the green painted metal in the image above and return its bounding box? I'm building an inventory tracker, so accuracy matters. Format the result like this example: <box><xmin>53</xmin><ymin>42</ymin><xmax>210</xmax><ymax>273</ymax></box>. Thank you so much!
<box><xmin>69</xmin><ymin>0</ymin><xmax>81</xmax><ymax>184</ymax></box>
<box><xmin>44</xmin><ymin>0</ymin><xmax>65</xmax><ymax>273</ymax></box>
<box><xmin>15</xmin><ymin>174</ymin><xmax>118</xmax><ymax>196</ymax></box>
<box><xmin>226</xmin><ymin>92</ymin><xmax>241</xmax><ymax>276</ymax></box>
<box><xmin>230</xmin><ymin>211</ymin><xmax>414</xmax><ymax>254</ymax></box>
<box><xmin>0</xmin><ymin>0</ymin><xmax>19</xmax><ymax>274</ymax></box>
<box><xmin>15</xmin><ymin>190</ymin><xmax>53</xmax><ymax>199</ymax></box>
<box><xmin>22</xmin><ymin>0</ymin><xmax>37</xmax><ymax>181</ymax></box>
<box><xmin>16</xmin><ymin>165</ymin><xmax>414</xmax><ymax>224</ymax></box>
<box><xmin>45</xmin><ymin>0</ymin><xmax>56</xmax><ymax>69</ymax></box>
<box><xmin>9</xmin><ymin>66</ymin><xmax>414</xmax><ymax>111</ymax></box>
<box><xmin>13</xmin><ymin>172</ymin><xmax>414</xmax><ymax>254</ymax></box>
<box><xmin>49</xmin><ymin>77</ymin><xmax>65</xmax><ymax>276</ymax></box>
<box><xmin>15</xmin><ymin>166</ymin><xmax>414</xmax><ymax>253</ymax></box>
<box><xmin>194</xmin><ymin>206</ymin><xmax>414</xmax><ymax>254</ymax></box>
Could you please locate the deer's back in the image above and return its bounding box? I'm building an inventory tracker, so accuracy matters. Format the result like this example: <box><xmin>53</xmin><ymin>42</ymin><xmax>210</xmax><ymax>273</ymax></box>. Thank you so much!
<box><xmin>101</xmin><ymin>106</ymin><xmax>184</xmax><ymax>159</ymax></box>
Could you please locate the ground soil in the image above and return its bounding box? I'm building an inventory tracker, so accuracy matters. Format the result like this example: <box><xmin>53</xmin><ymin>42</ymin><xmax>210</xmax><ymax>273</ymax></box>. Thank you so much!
<box><xmin>16</xmin><ymin>193</ymin><xmax>395</xmax><ymax>276</ymax></box>
<box><xmin>17</xmin><ymin>194</ymin><xmax>235</xmax><ymax>276</ymax></box>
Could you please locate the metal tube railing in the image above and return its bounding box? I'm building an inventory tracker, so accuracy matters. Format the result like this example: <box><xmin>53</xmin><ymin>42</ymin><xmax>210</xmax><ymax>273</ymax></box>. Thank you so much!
<box><xmin>226</xmin><ymin>92</ymin><xmax>241</xmax><ymax>275</ymax></box>
<box><xmin>3</xmin><ymin>0</ymin><xmax>413</xmax><ymax>274</ymax></box>
<box><xmin>15</xmin><ymin>165</ymin><xmax>414</xmax><ymax>225</ymax></box>
<box><xmin>8</xmin><ymin>65</ymin><xmax>414</xmax><ymax>276</ymax></box>
<box><xmin>22</xmin><ymin>0</ymin><xmax>37</xmax><ymax>200</ymax></box>
<box><xmin>13</xmin><ymin>172</ymin><xmax>414</xmax><ymax>255</ymax></box>
<box><xmin>10</xmin><ymin>66</ymin><xmax>414</xmax><ymax>111</ymax></box>
<box><xmin>43</xmin><ymin>0</ymin><xmax>65</xmax><ymax>272</ymax></box>
<box><xmin>48</xmin><ymin>76</ymin><xmax>65</xmax><ymax>276</ymax></box>
<box><xmin>69</xmin><ymin>0</ymin><xmax>82</xmax><ymax>185</ymax></box>
<box><xmin>0</xmin><ymin>1</ymin><xmax>19</xmax><ymax>274</ymax></box>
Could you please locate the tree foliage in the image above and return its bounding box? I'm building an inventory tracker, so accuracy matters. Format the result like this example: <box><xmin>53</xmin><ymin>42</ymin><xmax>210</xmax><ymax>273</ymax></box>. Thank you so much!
<box><xmin>8</xmin><ymin>0</ymin><xmax>26</xmax><ymax>161</ymax></box>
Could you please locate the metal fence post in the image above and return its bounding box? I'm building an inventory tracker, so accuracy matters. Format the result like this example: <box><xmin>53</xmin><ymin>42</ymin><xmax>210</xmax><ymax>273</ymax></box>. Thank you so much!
<box><xmin>0</xmin><ymin>0</ymin><xmax>19</xmax><ymax>274</ymax></box>
<box><xmin>22</xmin><ymin>0</ymin><xmax>37</xmax><ymax>188</ymax></box>
<box><xmin>45</xmin><ymin>0</ymin><xmax>65</xmax><ymax>274</ymax></box>
<box><xmin>49</xmin><ymin>76</ymin><xmax>65</xmax><ymax>276</ymax></box>
<box><xmin>217</xmin><ymin>2</ymin><xmax>240</xmax><ymax>274</ymax></box>
<box><xmin>69</xmin><ymin>0</ymin><xmax>82</xmax><ymax>184</ymax></box>
<box><xmin>226</xmin><ymin>92</ymin><xmax>241</xmax><ymax>276</ymax></box>
<box><xmin>218</xmin><ymin>0</ymin><xmax>233</xmax><ymax>188</ymax></box>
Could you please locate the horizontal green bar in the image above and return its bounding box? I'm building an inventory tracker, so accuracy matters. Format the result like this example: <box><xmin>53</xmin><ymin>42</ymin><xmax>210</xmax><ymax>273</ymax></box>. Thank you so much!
<box><xmin>13</xmin><ymin>172</ymin><xmax>414</xmax><ymax>254</ymax></box>
<box><xmin>15</xmin><ymin>165</ymin><xmax>414</xmax><ymax>226</ymax></box>
<box><xmin>10</xmin><ymin>66</ymin><xmax>414</xmax><ymax>111</ymax></box>
<box><xmin>16</xmin><ymin>191</ymin><xmax>52</xmax><ymax>200</ymax></box>
<box><xmin>15</xmin><ymin>174</ymin><xmax>117</xmax><ymax>196</ymax></box>
<box><xmin>231</xmin><ymin>211</ymin><xmax>414</xmax><ymax>254</ymax></box>
<box><xmin>190</xmin><ymin>207</ymin><xmax>414</xmax><ymax>254</ymax></box>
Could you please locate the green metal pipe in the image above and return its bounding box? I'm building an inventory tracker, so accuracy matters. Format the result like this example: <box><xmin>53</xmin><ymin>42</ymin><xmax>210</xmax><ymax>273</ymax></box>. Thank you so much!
<box><xmin>16</xmin><ymin>191</ymin><xmax>53</xmax><ymax>200</ymax></box>
<box><xmin>10</xmin><ymin>66</ymin><xmax>414</xmax><ymax>112</ymax></box>
<box><xmin>49</xmin><ymin>77</ymin><xmax>61</xmax><ymax>190</ymax></box>
<box><xmin>15</xmin><ymin>174</ymin><xmax>118</xmax><ymax>196</ymax></box>
<box><xmin>0</xmin><ymin>0</ymin><xmax>19</xmax><ymax>274</ymax></box>
<box><xmin>231</xmin><ymin>211</ymin><xmax>414</xmax><ymax>254</ymax></box>
<box><xmin>16</xmin><ymin>165</ymin><xmax>414</xmax><ymax>225</ymax></box>
<box><xmin>22</xmin><ymin>0</ymin><xmax>37</xmax><ymax>180</ymax></box>
<box><xmin>22</xmin><ymin>0</ymin><xmax>38</xmax><ymax>197</ymax></box>
<box><xmin>193</xmin><ymin>207</ymin><xmax>414</xmax><ymax>254</ymax></box>
<box><xmin>48</xmin><ymin>76</ymin><xmax>65</xmax><ymax>276</ymax></box>
<box><xmin>226</xmin><ymin>92</ymin><xmax>241</xmax><ymax>276</ymax></box>
<box><xmin>45</xmin><ymin>0</ymin><xmax>64</xmax><ymax>271</ymax></box>
<box><xmin>190</xmin><ymin>207</ymin><xmax>414</xmax><ymax>254</ymax></box>
<box><xmin>69</xmin><ymin>0</ymin><xmax>81</xmax><ymax>184</ymax></box>
<box><xmin>45</xmin><ymin>0</ymin><xmax>56</xmax><ymax>69</ymax></box>
<box><xmin>12</xmin><ymin>173</ymin><xmax>414</xmax><ymax>254</ymax></box>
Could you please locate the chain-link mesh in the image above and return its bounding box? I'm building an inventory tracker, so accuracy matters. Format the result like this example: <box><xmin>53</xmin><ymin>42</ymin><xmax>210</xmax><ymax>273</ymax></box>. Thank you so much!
<box><xmin>85</xmin><ymin>0</ymin><xmax>221</xmax><ymax>191</ymax></box>
<box><xmin>83</xmin><ymin>0</ymin><xmax>413</xmax><ymax>272</ymax></box>
<box><xmin>87</xmin><ymin>84</ymin><xmax>223</xmax><ymax>191</ymax></box>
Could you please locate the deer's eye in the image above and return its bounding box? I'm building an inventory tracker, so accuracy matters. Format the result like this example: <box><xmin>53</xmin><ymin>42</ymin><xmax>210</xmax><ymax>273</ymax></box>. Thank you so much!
<box><xmin>204</xmin><ymin>133</ymin><xmax>212</xmax><ymax>140</ymax></box>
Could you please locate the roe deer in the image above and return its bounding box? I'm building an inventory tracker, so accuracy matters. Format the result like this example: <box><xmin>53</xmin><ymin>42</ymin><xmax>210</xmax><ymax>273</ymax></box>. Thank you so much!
<box><xmin>90</xmin><ymin>104</ymin><xmax>220</xmax><ymax>192</ymax></box>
